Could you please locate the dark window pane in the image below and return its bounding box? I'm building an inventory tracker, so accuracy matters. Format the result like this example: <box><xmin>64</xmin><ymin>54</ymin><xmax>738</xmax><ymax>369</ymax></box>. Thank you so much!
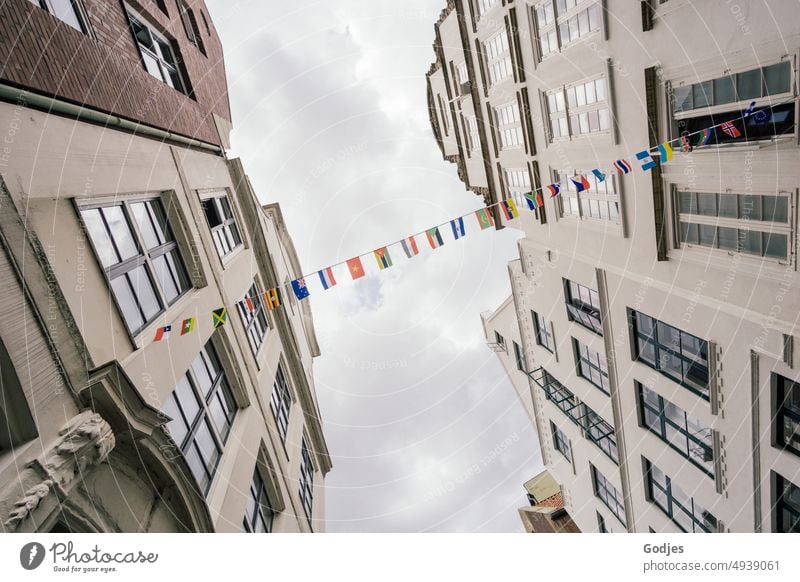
<box><xmin>692</xmin><ymin>81</ymin><xmax>712</xmax><ymax>108</ymax></box>
<box><xmin>718</xmin><ymin>195</ymin><xmax>738</xmax><ymax>218</ymax></box>
<box><xmin>163</xmin><ymin>394</ymin><xmax>188</xmax><ymax>446</ymax></box>
<box><xmin>764</xmin><ymin>232</ymin><xmax>788</xmax><ymax>259</ymax></box>
<box><xmin>718</xmin><ymin>226</ymin><xmax>737</xmax><ymax>250</ymax></box>
<box><xmin>737</xmin><ymin>68</ymin><xmax>762</xmax><ymax>100</ymax></box>
<box><xmin>680</xmin><ymin>222</ymin><xmax>699</xmax><ymax>244</ymax></box>
<box><xmin>202</xmin><ymin>198</ymin><xmax>223</xmax><ymax>228</ymax></box>
<box><xmin>673</xmin><ymin>86</ymin><xmax>692</xmax><ymax>112</ymax></box>
<box><xmin>713</xmin><ymin>76</ymin><xmax>736</xmax><ymax>105</ymax></box>
<box><xmin>763</xmin><ymin>196</ymin><xmax>789</xmax><ymax>223</ymax></box>
<box><xmin>739</xmin><ymin>194</ymin><xmax>762</xmax><ymax>220</ymax></box>
<box><xmin>152</xmin><ymin>254</ymin><xmax>180</xmax><ymax>302</ymax></box>
<box><xmin>131</xmin><ymin>202</ymin><xmax>161</xmax><ymax>250</ymax></box>
<box><xmin>698</xmin><ymin>224</ymin><xmax>717</xmax><ymax>247</ymax></box>
<box><xmin>174</xmin><ymin>375</ymin><xmax>201</xmax><ymax>425</ymax></box>
<box><xmin>739</xmin><ymin>229</ymin><xmax>762</xmax><ymax>255</ymax></box>
<box><xmin>763</xmin><ymin>62</ymin><xmax>791</xmax><ymax>96</ymax></box>
<box><xmin>678</xmin><ymin>191</ymin><xmax>696</xmax><ymax>214</ymax></box>
<box><xmin>697</xmin><ymin>193</ymin><xmax>717</xmax><ymax>216</ymax></box>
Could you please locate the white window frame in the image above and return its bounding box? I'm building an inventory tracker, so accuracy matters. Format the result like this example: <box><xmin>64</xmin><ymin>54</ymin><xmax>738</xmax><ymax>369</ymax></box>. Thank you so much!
<box><xmin>555</xmin><ymin>168</ymin><xmax>620</xmax><ymax>223</ymax></box>
<box><xmin>545</xmin><ymin>75</ymin><xmax>609</xmax><ymax>141</ymax></box>
<box><xmin>484</xmin><ymin>29</ymin><xmax>512</xmax><ymax>87</ymax></box>
<box><xmin>126</xmin><ymin>5</ymin><xmax>187</xmax><ymax>94</ymax></box>
<box><xmin>28</xmin><ymin>0</ymin><xmax>91</xmax><ymax>35</ymax></box>
<box><xmin>505</xmin><ymin>167</ymin><xmax>531</xmax><ymax>208</ymax></box>
<box><xmin>495</xmin><ymin>101</ymin><xmax>524</xmax><ymax>150</ymax></box>
<box><xmin>533</xmin><ymin>0</ymin><xmax>602</xmax><ymax>60</ymax></box>
<box><xmin>476</xmin><ymin>0</ymin><xmax>499</xmax><ymax>20</ymax></box>
<box><xmin>466</xmin><ymin>115</ymin><xmax>480</xmax><ymax>154</ymax></box>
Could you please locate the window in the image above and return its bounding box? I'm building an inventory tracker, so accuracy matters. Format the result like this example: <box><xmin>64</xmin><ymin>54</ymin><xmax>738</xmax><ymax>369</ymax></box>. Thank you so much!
<box><xmin>270</xmin><ymin>364</ymin><xmax>291</xmax><ymax>443</ymax></box>
<box><xmin>0</xmin><ymin>339</ymin><xmax>38</xmax><ymax>451</ymax></box>
<box><xmin>645</xmin><ymin>459</ymin><xmax>717</xmax><ymax>532</ymax></box>
<box><xmin>574</xmin><ymin>339</ymin><xmax>609</xmax><ymax>394</ymax></box>
<box><xmin>299</xmin><ymin>438</ymin><xmax>315</xmax><ymax>519</ymax></box>
<box><xmin>532</xmin><ymin>310</ymin><xmax>555</xmax><ymax>352</ymax></box>
<box><xmin>505</xmin><ymin>168</ymin><xmax>531</xmax><ymax>209</ymax></box>
<box><xmin>513</xmin><ymin>341</ymin><xmax>526</xmax><ymax>372</ymax></box>
<box><xmin>597</xmin><ymin>511</ymin><xmax>609</xmax><ymax>533</ymax></box>
<box><xmin>242</xmin><ymin>468</ymin><xmax>274</xmax><ymax>533</ymax></box>
<box><xmin>564</xmin><ymin>279</ymin><xmax>603</xmax><ymax>336</ymax></box>
<box><xmin>238</xmin><ymin>282</ymin><xmax>269</xmax><ymax>356</ymax></box>
<box><xmin>178</xmin><ymin>0</ymin><xmax>205</xmax><ymax>55</ymax></box>
<box><xmin>676</xmin><ymin>191</ymin><xmax>792</xmax><ymax>261</ymax></box>
<box><xmin>437</xmin><ymin>94</ymin><xmax>449</xmax><ymax>136</ymax></box>
<box><xmin>201</xmin><ymin>191</ymin><xmax>243</xmax><ymax>260</ymax></box>
<box><xmin>551</xmin><ymin>421</ymin><xmax>571</xmax><ymax>461</ymax></box>
<box><xmin>539</xmin><ymin>370</ymin><xmax>583</xmax><ymax>425</ymax></box>
<box><xmin>773</xmin><ymin>373</ymin><xmax>800</xmax><ymax>458</ymax></box>
<box><xmin>638</xmin><ymin>383</ymin><xmax>713</xmax><ymax>476</ymax></box>
<box><xmin>494</xmin><ymin>331</ymin><xmax>506</xmax><ymax>350</ymax></box>
<box><xmin>162</xmin><ymin>341</ymin><xmax>237</xmax><ymax>494</ymax></box>
<box><xmin>476</xmin><ymin>0</ymin><xmax>498</xmax><ymax>18</ymax></box>
<box><xmin>127</xmin><ymin>9</ymin><xmax>186</xmax><ymax>93</ymax></box>
<box><xmin>546</xmin><ymin>76</ymin><xmax>609</xmax><ymax>140</ymax></box>
<box><xmin>583</xmin><ymin>405</ymin><xmax>618</xmax><ymax>463</ymax></box>
<box><xmin>556</xmin><ymin>170</ymin><xmax>620</xmax><ymax>223</ymax></box>
<box><xmin>773</xmin><ymin>472</ymin><xmax>800</xmax><ymax>533</ymax></box>
<box><xmin>456</xmin><ymin>62</ymin><xmax>470</xmax><ymax>95</ymax></box>
<box><xmin>591</xmin><ymin>464</ymin><xmax>626</xmax><ymax>525</ymax></box>
<box><xmin>672</xmin><ymin>62</ymin><xmax>794</xmax><ymax>144</ymax></box>
<box><xmin>629</xmin><ymin>310</ymin><xmax>710</xmax><ymax>399</ymax></box>
<box><xmin>495</xmin><ymin>102</ymin><xmax>524</xmax><ymax>149</ymax></box>
<box><xmin>466</xmin><ymin>115</ymin><xmax>480</xmax><ymax>154</ymax></box>
<box><xmin>27</xmin><ymin>0</ymin><xmax>89</xmax><ymax>33</ymax></box>
<box><xmin>484</xmin><ymin>30</ymin><xmax>512</xmax><ymax>86</ymax></box>
<box><xmin>534</xmin><ymin>0</ymin><xmax>601</xmax><ymax>58</ymax></box>
<box><xmin>80</xmin><ymin>198</ymin><xmax>191</xmax><ymax>335</ymax></box>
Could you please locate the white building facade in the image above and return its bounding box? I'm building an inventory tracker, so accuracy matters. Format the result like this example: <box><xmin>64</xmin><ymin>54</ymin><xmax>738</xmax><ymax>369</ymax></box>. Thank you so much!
<box><xmin>430</xmin><ymin>0</ymin><xmax>800</xmax><ymax>533</ymax></box>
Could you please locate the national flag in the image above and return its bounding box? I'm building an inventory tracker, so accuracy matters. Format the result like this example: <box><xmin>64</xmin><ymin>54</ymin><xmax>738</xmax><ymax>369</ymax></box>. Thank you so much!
<box><xmin>613</xmin><ymin>159</ymin><xmax>632</xmax><ymax>174</ymax></box>
<box><xmin>264</xmin><ymin>287</ymin><xmax>281</xmax><ymax>310</ymax></box>
<box><xmin>318</xmin><ymin>267</ymin><xmax>337</xmax><ymax>290</ymax></box>
<box><xmin>547</xmin><ymin>183</ymin><xmax>561</xmax><ymax>197</ymax></box>
<box><xmin>535</xmin><ymin>192</ymin><xmax>544</xmax><ymax>209</ymax></box>
<box><xmin>373</xmin><ymin>247</ymin><xmax>393</xmax><ymax>270</ymax></box>
<box><xmin>635</xmin><ymin>150</ymin><xmax>657</xmax><ymax>171</ymax></box>
<box><xmin>426</xmin><ymin>227</ymin><xmax>444</xmax><ymax>249</ymax></box>
<box><xmin>592</xmin><ymin>169</ymin><xmax>606</xmax><ymax>182</ymax></box>
<box><xmin>154</xmin><ymin>324</ymin><xmax>172</xmax><ymax>342</ymax></box>
<box><xmin>500</xmin><ymin>198</ymin><xmax>519</xmax><ymax>220</ymax></box>
<box><xmin>657</xmin><ymin>142</ymin><xmax>673</xmax><ymax>163</ymax></box>
<box><xmin>180</xmin><ymin>317</ymin><xmax>195</xmax><ymax>336</ymax></box>
<box><xmin>212</xmin><ymin>308</ymin><xmax>227</xmax><ymax>328</ymax></box>
<box><xmin>752</xmin><ymin>109</ymin><xmax>770</xmax><ymax>125</ymax></box>
<box><xmin>450</xmin><ymin>217</ymin><xmax>466</xmax><ymax>240</ymax></box>
<box><xmin>244</xmin><ymin>296</ymin><xmax>255</xmax><ymax>313</ymax></box>
<box><xmin>721</xmin><ymin>121</ymin><xmax>741</xmax><ymax>138</ymax></box>
<box><xmin>523</xmin><ymin>192</ymin><xmax>538</xmax><ymax>211</ymax></box>
<box><xmin>571</xmin><ymin>175</ymin><xmax>591</xmax><ymax>193</ymax></box>
<box><xmin>679</xmin><ymin>133</ymin><xmax>692</xmax><ymax>153</ymax></box>
<box><xmin>475</xmin><ymin>207</ymin><xmax>495</xmax><ymax>229</ymax></box>
<box><xmin>347</xmin><ymin>257</ymin><xmax>365</xmax><ymax>280</ymax></box>
<box><xmin>291</xmin><ymin>278</ymin><xmax>310</xmax><ymax>301</ymax></box>
<box><xmin>743</xmin><ymin>100</ymin><xmax>756</xmax><ymax>117</ymax></box>
<box><xmin>695</xmin><ymin>128</ymin><xmax>712</xmax><ymax>147</ymax></box>
<box><xmin>400</xmin><ymin>236</ymin><xmax>419</xmax><ymax>258</ymax></box>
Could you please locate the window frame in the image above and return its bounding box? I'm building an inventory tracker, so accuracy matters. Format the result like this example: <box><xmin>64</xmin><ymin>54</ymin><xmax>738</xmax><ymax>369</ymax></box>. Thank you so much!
<box><xmin>563</xmin><ymin>278</ymin><xmax>603</xmax><ymax>336</ymax></box>
<box><xmin>125</xmin><ymin>5</ymin><xmax>187</xmax><ymax>94</ymax></box>
<box><xmin>573</xmin><ymin>338</ymin><xmax>610</xmax><ymax>394</ymax></box>
<box><xmin>773</xmin><ymin>373</ymin><xmax>800</xmax><ymax>458</ymax></box>
<box><xmin>545</xmin><ymin>75</ymin><xmax>610</xmax><ymax>141</ymax></box>
<box><xmin>637</xmin><ymin>382</ymin><xmax>714</xmax><ymax>477</ymax></box>
<box><xmin>532</xmin><ymin>310</ymin><xmax>555</xmax><ymax>353</ymax></box>
<box><xmin>773</xmin><ymin>471</ymin><xmax>800</xmax><ymax>533</ymax></box>
<box><xmin>513</xmin><ymin>340</ymin><xmax>527</xmax><ymax>372</ymax></box>
<box><xmin>628</xmin><ymin>309</ymin><xmax>710</xmax><ymax>399</ymax></box>
<box><xmin>556</xmin><ymin>168</ymin><xmax>620</xmax><ymax>223</ymax></box>
<box><xmin>178</xmin><ymin>0</ymin><xmax>206</xmax><ymax>55</ymax></box>
<box><xmin>299</xmin><ymin>437</ymin><xmax>315</xmax><ymax>521</ymax></box>
<box><xmin>242</xmin><ymin>466</ymin><xmax>275</xmax><ymax>533</ymax></box>
<box><xmin>162</xmin><ymin>340</ymin><xmax>238</xmax><ymax>495</ymax></box>
<box><xmin>494</xmin><ymin>101</ymin><xmax>524</xmax><ymax>150</ymax></box>
<box><xmin>237</xmin><ymin>281</ymin><xmax>270</xmax><ymax>357</ymax></box>
<box><xmin>644</xmin><ymin>458</ymin><xmax>718</xmax><ymax>533</ymax></box>
<box><xmin>270</xmin><ymin>363</ymin><xmax>292</xmax><ymax>444</ymax></box>
<box><xmin>199</xmin><ymin>190</ymin><xmax>244</xmax><ymax>263</ymax></box>
<box><xmin>28</xmin><ymin>0</ymin><xmax>91</xmax><ymax>35</ymax></box>
<box><xmin>533</xmin><ymin>0</ymin><xmax>602</xmax><ymax>60</ymax></box>
<box><xmin>483</xmin><ymin>29</ymin><xmax>513</xmax><ymax>87</ymax></box>
<box><xmin>77</xmin><ymin>196</ymin><xmax>192</xmax><ymax>337</ymax></box>
<box><xmin>550</xmin><ymin>421</ymin><xmax>571</xmax><ymax>462</ymax></box>
<box><xmin>591</xmin><ymin>464</ymin><xmax>626</xmax><ymax>526</ymax></box>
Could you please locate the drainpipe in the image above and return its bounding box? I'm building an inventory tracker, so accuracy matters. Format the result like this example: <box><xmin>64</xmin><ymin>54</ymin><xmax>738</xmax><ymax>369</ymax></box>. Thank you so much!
<box><xmin>0</xmin><ymin>83</ymin><xmax>222</xmax><ymax>154</ymax></box>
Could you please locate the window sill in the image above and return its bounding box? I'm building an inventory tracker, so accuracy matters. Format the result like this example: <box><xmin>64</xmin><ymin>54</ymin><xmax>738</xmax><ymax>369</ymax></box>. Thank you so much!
<box><xmin>219</xmin><ymin>244</ymin><xmax>245</xmax><ymax>269</ymax></box>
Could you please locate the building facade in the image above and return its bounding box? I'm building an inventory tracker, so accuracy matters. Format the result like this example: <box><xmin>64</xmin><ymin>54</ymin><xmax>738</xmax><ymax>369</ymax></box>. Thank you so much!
<box><xmin>0</xmin><ymin>0</ymin><xmax>330</xmax><ymax>533</ymax></box>
<box><xmin>431</xmin><ymin>0</ymin><xmax>800</xmax><ymax>533</ymax></box>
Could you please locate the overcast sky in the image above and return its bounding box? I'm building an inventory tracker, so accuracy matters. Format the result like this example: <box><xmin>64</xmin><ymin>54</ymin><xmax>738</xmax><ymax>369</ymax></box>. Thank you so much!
<box><xmin>207</xmin><ymin>0</ymin><xmax>543</xmax><ymax>532</ymax></box>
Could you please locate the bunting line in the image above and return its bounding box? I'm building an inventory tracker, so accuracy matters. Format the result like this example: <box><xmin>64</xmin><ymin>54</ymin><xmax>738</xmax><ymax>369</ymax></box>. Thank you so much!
<box><xmin>150</xmin><ymin>98</ymin><xmax>796</xmax><ymax>343</ymax></box>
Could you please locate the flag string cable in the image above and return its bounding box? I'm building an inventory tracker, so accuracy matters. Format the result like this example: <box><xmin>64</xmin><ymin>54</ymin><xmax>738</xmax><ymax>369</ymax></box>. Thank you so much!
<box><xmin>151</xmin><ymin>96</ymin><xmax>798</xmax><ymax>340</ymax></box>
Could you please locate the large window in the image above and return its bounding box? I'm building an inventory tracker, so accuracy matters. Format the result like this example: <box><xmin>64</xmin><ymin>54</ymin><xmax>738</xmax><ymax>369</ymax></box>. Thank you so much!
<box><xmin>638</xmin><ymin>383</ymin><xmax>713</xmax><ymax>476</ymax></box>
<box><xmin>162</xmin><ymin>341</ymin><xmax>237</xmax><ymax>494</ymax></box>
<box><xmin>583</xmin><ymin>405</ymin><xmax>618</xmax><ymax>463</ymax></box>
<box><xmin>456</xmin><ymin>62</ymin><xmax>470</xmax><ymax>96</ymax></box>
<box><xmin>201</xmin><ymin>191</ymin><xmax>243</xmax><ymax>260</ymax></box>
<box><xmin>564</xmin><ymin>279</ymin><xmax>603</xmax><ymax>336</ymax></box>
<box><xmin>238</xmin><ymin>282</ymin><xmax>269</xmax><ymax>356</ymax></box>
<box><xmin>677</xmin><ymin>191</ymin><xmax>792</xmax><ymax>261</ymax></box>
<box><xmin>773</xmin><ymin>472</ymin><xmax>800</xmax><ymax>533</ymax></box>
<box><xmin>574</xmin><ymin>339</ymin><xmax>609</xmax><ymax>394</ymax></box>
<box><xmin>495</xmin><ymin>102</ymin><xmax>524</xmax><ymax>149</ymax></box>
<box><xmin>242</xmin><ymin>468</ymin><xmax>274</xmax><ymax>533</ymax></box>
<box><xmin>534</xmin><ymin>0</ymin><xmax>602</xmax><ymax>58</ymax></box>
<box><xmin>551</xmin><ymin>421</ymin><xmax>571</xmax><ymax>462</ymax></box>
<box><xmin>484</xmin><ymin>30</ymin><xmax>512</xmax><ymax>86</ymax></box>
<box><xmin>672</xmin><ymin>61</ymin><xmax>794</xmax><ymax>144</ymax></box>
<box><xmin>27</xmin><ymin>0</ymin><xmax>89</xmax><ymax>33</ymax></box>
<box><xmin>270</xmin><ymin>364</ymin><xmax>291</xmax><ymax>443</ymax></box>
<box><xmin>546</xmin><ymin>76</ymin><xmax>609</xmax><ymax>140</ymax></box>
<box><xmin>178</xmin><ymin>0</ymin><xmax>205</xmax><ymax>55</ymax></box>
<box><xmin>80</xmin><ymin>198</ymin><xmax>190</xmax><ymax>335</ymax></box>
<box><xmin>629</xmin><ymin>310</ymin><xmax>709</xmax><ymax>399</ymax></box>
<box><xmin>774</xmin><ymin>373</ymin><xmax>800</xmax><ymax>458</ymax></box>
<box><xmin>476</xmin><ymin>0</ymin><xmax>498</xmax><ymax>18</ymax></box>
<box><xmin>557</xmin><ymin>169</ymin><xmax>620</xmax><ymax>223</ymax></box>
<box><xmin>127</xmin><ymin>8</ymin><xmax>186</xmax><ymax>93</ymax></box>
<box><xmin>532</xmin><ymin>310</ymin><xmax>555</xmax><ymax>353</ymax></box>
<box><xmin>645</xmin><ymin>459</ymin><xmax>717</xmax><ymax>532</ymax></box>
<box><xmin>466</xmin><ymin>115</ymin><xmax>480</xmax><ymax>154</ymax></box>
<box><xmin>591</xmin><ymin>464</ymin><xmax>626</xmax><ymax>526</ymax></box>
<box><xmin>299</xmin><ymin>438</ymin><xmax>315</xmax><ymax>519</ymax></box>
<box><xmin>513</xmin><ymin>341</ymin><xmax>526</xmax><ymax>372</ymax></box>
<box><xmin>505</xmin><ymin>168</ymin><xmax>531</xmax><ymax>209</ymax></box>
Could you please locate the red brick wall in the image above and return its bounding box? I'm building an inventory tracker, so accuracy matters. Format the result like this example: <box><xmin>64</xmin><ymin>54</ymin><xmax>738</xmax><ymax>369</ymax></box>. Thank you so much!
<box><xmin>0</xmin><ymin>0</ymin><xmax>231</xmax><ymax>147</ymax></box>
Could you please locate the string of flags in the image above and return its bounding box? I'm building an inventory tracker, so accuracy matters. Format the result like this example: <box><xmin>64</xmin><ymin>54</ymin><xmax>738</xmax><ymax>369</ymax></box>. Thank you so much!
<box><xmin>152</xmin><ymin>98</ymin><xmax>794</xmax><ymax>343</ymax></box>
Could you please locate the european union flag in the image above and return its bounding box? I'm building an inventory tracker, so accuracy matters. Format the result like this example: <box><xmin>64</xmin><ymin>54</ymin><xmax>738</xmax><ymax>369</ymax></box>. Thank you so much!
<box><xmin>291</xmin><ymin>278</ymin><xmax>310</xmax><ymax>301</ymax></box>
